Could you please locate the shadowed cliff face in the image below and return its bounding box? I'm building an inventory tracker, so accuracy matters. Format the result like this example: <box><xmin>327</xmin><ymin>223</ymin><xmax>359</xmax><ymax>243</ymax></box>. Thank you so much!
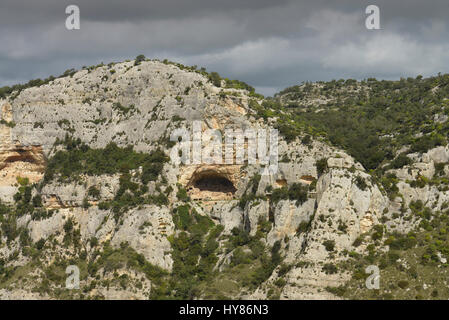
<box><xmin>1</xmin><ymin>103</ymin><xmax>45</xmax><ymax>188</ymax></box>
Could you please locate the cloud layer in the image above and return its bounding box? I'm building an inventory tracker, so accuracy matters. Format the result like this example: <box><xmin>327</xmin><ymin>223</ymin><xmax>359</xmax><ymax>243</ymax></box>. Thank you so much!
<box><xmin>1</xmin><ymin>0</ymin><xmax>449</xmax><ymax>96</ymax></box>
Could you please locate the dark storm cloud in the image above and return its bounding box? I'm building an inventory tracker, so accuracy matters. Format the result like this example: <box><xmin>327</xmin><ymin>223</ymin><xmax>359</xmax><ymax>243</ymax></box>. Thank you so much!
<box><xmin>0</xmin><ymin>0</ymin><xmax>291</xmax><ymax>25</ymax></box>
<box><xmin>1</xmin><ymin>0</ymin><xmax>449</xmax><ymax>96</ymax></box>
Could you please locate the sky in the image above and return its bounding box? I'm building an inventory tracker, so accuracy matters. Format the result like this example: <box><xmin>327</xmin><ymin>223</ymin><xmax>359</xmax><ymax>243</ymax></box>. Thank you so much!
<box><xmin>1</xmin><ymin>0</ymin><xmax>449</xmax><ymax>96</ymax></box>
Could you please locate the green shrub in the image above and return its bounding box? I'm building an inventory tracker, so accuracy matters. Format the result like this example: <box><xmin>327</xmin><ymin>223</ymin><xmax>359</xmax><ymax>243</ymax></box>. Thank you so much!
<box><xmin>301</xmin><ymin>135</ymin><xmax>312</xmax><ymax>145</ymax></box>
<box><xmin>397</xmin><ymin>280</ymin><xmax>409</xmax><ymax>289</ymax></box>
<box><xmin>35</xmin><ymin>238</ymin><xmax>46</xmax><ymax>250</ymax></box>
<box><xmin>176</xmin><ymin>187</ymin><xmax>189</xmax><ymax>202</ymax></box>
<box><xmin>352</xmin><ymin>236</ymin><xmax>363</xmax><ymax>247</ymax></box>
<box><xmin>316</xmin><ymin>158</ymin><xmax>328</xmax><ymax>176</ymax></box>
<box><xmin>90</xmin><ymin>237</ymin><xmax>98</xmax><ymax>247</ymax></box>
<box><xmin>172</xmin><ymin>205</ymin><xmax>192</xmax><ymax>231</ymax></box>
<box><xmin>63</xmin><ymin>219</ymin><xmax>74</xmax><ymax>233</ymax></box>
<box><xmin>325</xmin><ymin>286</ymin><xmax>346</xmax><ymax>297</ymax></box>
<box><xmin>98</xmin><ymin>201</ymin><xmax>110</xmax><ymax>210</ymax></box>
<box><xmin>287</xmin><ymin>183</ymin><xmax>308</xmax><ymax>205</ymax></box>
<box><xmin>230</xmin><ymin>247</ymin><xmax>252</xmax><ymax>266</ymax></box>
<box><xmin>209</xmin><ymin>72</ymin><xmax>222</xmax><ymax>87</ymax></box>
<box><xmin>411</xmin><ymin>134</ymin><xmax>446</xmax><ymax>154</ymax></box>
<box><xmin>271</xmin><ymin>183</ymin><xmax>308</xmax><ymax>205</ymax></box>
<box><xmin>229</xmin><ymin>227</ymin><xmax>250</xmax><ymax>248</ymax></box>
<box><xmin>134</xmin><ymin>54</ymin><xmax>146</xmax><ymax>66</ymax></box>
<box><xmin>323</xmin><ymin>239</ymin><xmax>335</xmax><ymax>252</ymax></box>
<box><xmin>87</xmin><ymin>186</ymin><xmax>100</xmax><ymax>199</ymax></box>
<box><xmin>391</xmin><ymin>153</ymin><xmax>412</xmax><ymax>169</ymax></box>
<box><xmin>371</xmin><ymin>225</ymin><xmax>384</xmax><ymax>241</ymax></box>
<box><xmin>322</xmin><ymin>263</ymin><xmax>338</xmax><ymax>274</ymax></box>
<box><xmin>32</xmin><ymin>195</ymin><xmax>43</xmax><ymax>207</ymax></box>
<box><xmin>355</xmin><ymin>176</ymin><xmax>368</xmax><ymax>191</ymax></box>
<box><xmin>274</xmin><ymin>278</ymin><xmax>287</xmax><ymax>288</ymax></box>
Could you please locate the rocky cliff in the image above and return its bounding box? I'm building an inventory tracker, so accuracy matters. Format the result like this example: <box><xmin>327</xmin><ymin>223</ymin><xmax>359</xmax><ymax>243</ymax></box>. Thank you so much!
<box><xmin>0</xmin><ymin>59</ymin><xmax>448</xmax><ymax>300</ymax></box>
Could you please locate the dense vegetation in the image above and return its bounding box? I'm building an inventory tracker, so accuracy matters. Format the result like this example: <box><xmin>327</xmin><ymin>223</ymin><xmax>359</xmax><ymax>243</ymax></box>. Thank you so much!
<box><xmin>152</xmin><ymin>205</ymin><xmax>220</xmax><ymax>299</ymax></box>
<box><xmin>44</xmin><ymin>135</ymin><xmax>168</xmax><ymax>185</ymax></box>
<box><xmin>327</xmin><ymin>200</ymin><xmax>449</xmax><ymax>300</ymax></box>
<box><xmin>0</xmin><ymin>55</ymin><xmax>263</xmax><ymax>102</ymax></box>
<box><xmin>271</xmin><ymin>183</ymin><xmax>308</xmax><ymax>205</ymax></box>
<box><xmin>0</xmin><ymin>69</ymin><xmax>77</xmax><ymax>99</ymax></box>
<box><xmin>256</xmin><ymin>74</ymin><xmax>449</xmax><ymax>171</ymax></box>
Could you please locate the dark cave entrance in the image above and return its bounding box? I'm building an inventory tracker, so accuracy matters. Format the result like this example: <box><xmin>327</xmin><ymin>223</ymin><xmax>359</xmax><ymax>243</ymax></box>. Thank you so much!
<box><xmin>193</xmin><ymin>176</ymin><xmax>237</xmax><ymax>194</ymax></box>
<box><xmin>187</xmin><ymin>171</ymin><xmax>237</xmax><ymax>200</ymax></box>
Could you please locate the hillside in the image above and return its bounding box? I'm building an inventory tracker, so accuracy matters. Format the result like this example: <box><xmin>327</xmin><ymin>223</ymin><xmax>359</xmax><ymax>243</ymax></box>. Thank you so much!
<box><xmin>0</xmin><ymin>57</ymin><xmax>449</xmax><ymax>299</ymax></box>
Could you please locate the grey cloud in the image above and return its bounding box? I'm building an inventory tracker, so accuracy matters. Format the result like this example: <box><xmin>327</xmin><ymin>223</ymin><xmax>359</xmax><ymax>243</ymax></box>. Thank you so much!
<box><xmin>1</xmin><ymin>0</ymin><xmax>449</xmax><ymax>96</ymax></box>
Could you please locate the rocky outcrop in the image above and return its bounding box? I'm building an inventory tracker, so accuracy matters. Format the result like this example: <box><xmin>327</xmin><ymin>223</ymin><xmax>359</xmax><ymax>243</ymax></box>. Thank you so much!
<box><xmin>40</xmin><ymin>175</ymin><xmax>120</xmax><ymax>208</ymax></box>
<box><xmin>266</xmin><ymin>199</ymin><xmax>315</xmax><ymax>246</ymax></box>
<box><xmin>1</xmin><ymin>58</ymin><xmax>428</xmax><ymax>300</ymax></box>
<box><xmin>244</xmin><ymin>200</ymin><xmax>270</xmax><ymax>236</ymax></box>
<box><xmin>1</xmin><ymin>102</ymin><xmax>46</xmax><ymax>201</ymax></box>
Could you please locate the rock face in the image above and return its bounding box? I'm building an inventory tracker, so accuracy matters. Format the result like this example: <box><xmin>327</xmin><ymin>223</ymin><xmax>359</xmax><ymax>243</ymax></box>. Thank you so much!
<box><xmin>2</xmin><ymin>58</ymin><xmax>438</xmax><ymax>300</ymax></box>
<box><xmin>266</xmin><ymin>199</ymin><xmax>315</xmax><ymax>246</ymax></box>
<box><xmin>0</xmin><ymin>103</ymin><xmax>46</xmax><ymax>202</ymax></box>
<box><xmin>40</xmin><ymin>175</ymin><xmax>120</xmax><ymax>208</ymax></box>
<box><xmin>244</xmin><ymin>200</ymin><xmax>270</xmax><ymax>236</ymax></box>
<box><xmin>246</xmin><ymin>165</ymin><xmax>387</xmax><ymax>300</ymax></box>
<box><xmin>108</xmin><ymin>206</ymin><xmax>174</xmax><ymax>270</ymax></box>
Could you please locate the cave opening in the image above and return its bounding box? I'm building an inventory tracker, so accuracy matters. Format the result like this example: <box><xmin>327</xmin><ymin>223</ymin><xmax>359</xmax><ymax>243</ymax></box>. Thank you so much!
<box><xmin>187</xmin><ymin>171</ymin><xmax>236</xmax><ymax>200</ymax></box>
<box><xmin>194</xmin><ymin>176</ymin><xmax>236</xmax><ymax>193</ymax></box>
<box><xmin>5</xmin><ymin>153</ymin><xmax>38</xmax><ymax>164</ymax></box>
